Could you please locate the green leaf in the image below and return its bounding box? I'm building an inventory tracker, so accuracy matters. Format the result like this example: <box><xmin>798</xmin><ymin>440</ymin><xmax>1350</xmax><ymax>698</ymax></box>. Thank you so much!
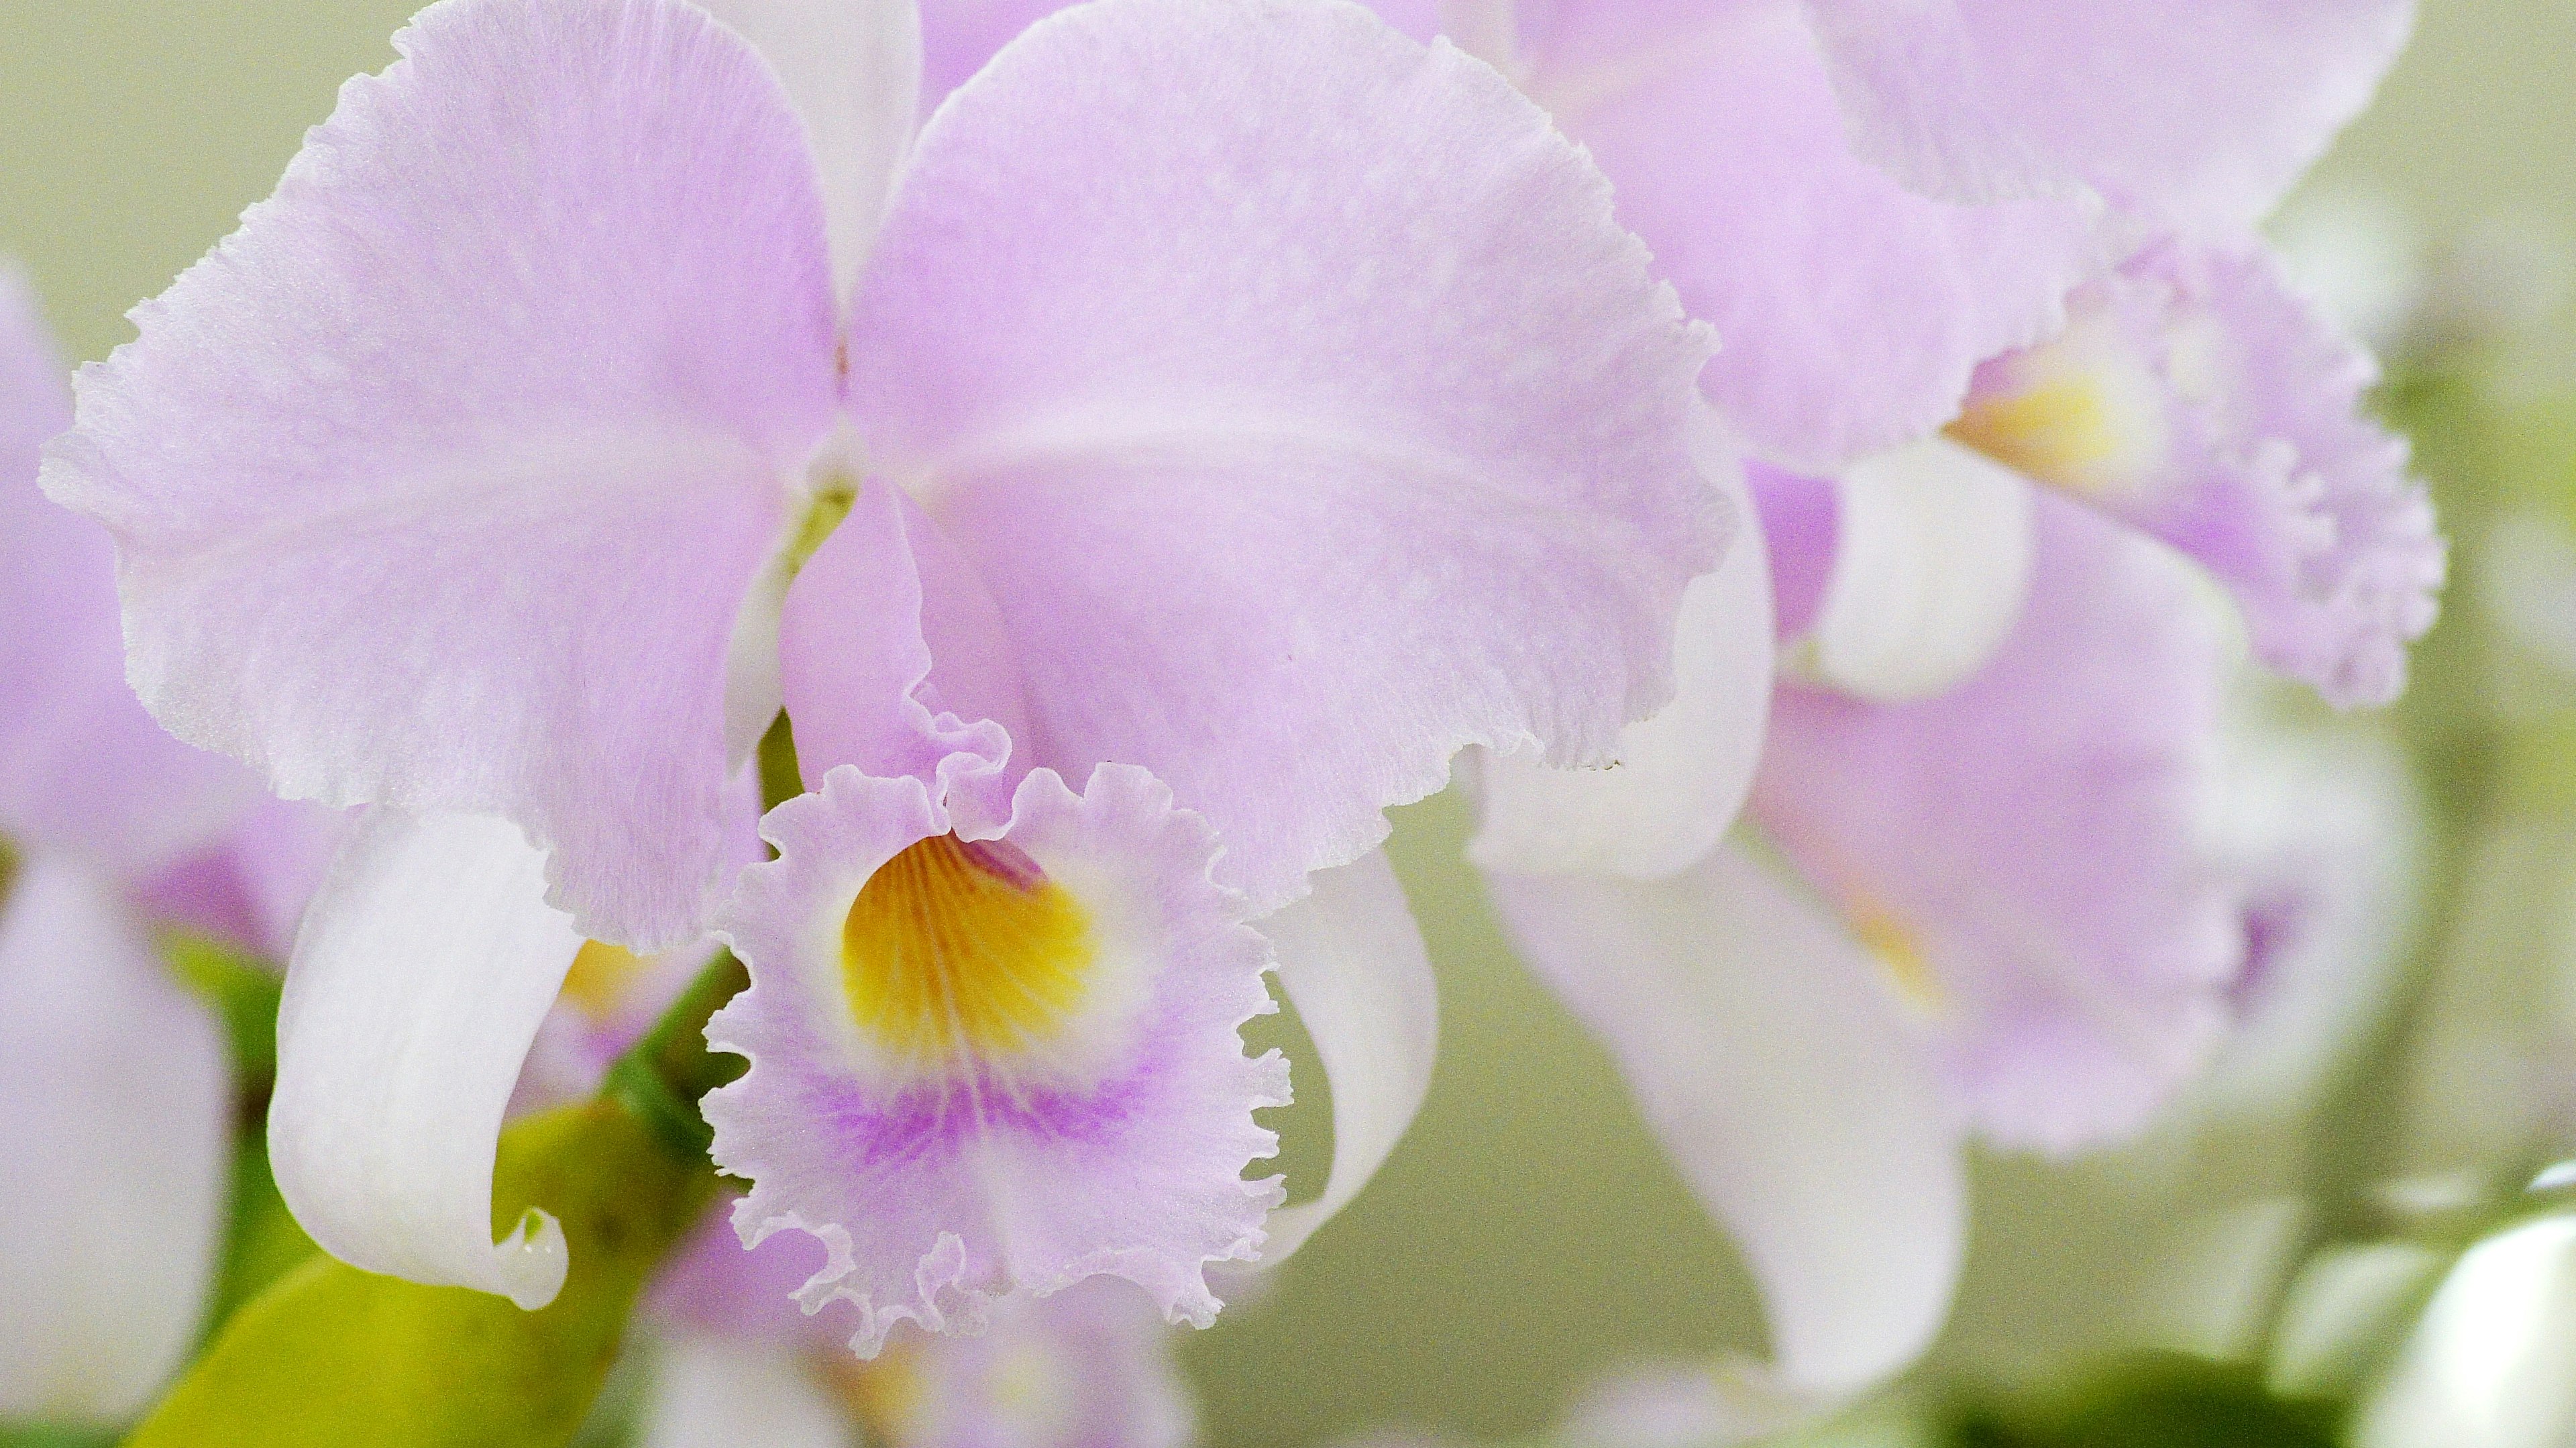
<box><xmin>0</xmin><ymin>1424</ymin><xmax>120</xmax><ymax>1448</ymax></box>
<box><xmin>123</xmin><ymin>1102</ymin><xmax>718</xmax><ymax>1448</ymax></box>
<box><xmin>122</xmin><ymin>955</ymin><xmax>748</xmax><ymax>1448</ymax></box>
<box><xmin>1943</xmin><ymin>1355</ymin><xmax>2343</xmax><ymax>1448</ymax></box>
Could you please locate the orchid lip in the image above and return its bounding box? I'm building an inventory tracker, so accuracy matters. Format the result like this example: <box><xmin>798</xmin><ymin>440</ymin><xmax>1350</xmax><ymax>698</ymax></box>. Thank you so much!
<box><xmin>839</xmin><ymin>831</ymin><xmax>1096</xmax><ymax>1076</ymax></box>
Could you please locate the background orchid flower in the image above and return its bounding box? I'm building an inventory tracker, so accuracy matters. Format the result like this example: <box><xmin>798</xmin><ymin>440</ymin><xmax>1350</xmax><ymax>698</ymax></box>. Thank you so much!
<box><xmin>1947</xmin><ymin>234</ymin><xmax>2444</xmax><ymax>707</ymax></box>
<box><xmin>649</xmin><ymin>1243</ymin><xmax>1195</xmax><ymax>1448</ymax></box>
<box><xmin>42</xmin><ymin>0</ymin><xmax>1739</xmax><ymax>1319</ymax></box>
<box><xmin>0</xmin><ymin>269</ymin><xmax>338</xmax><ymax>1430</ymax></box>
<box><xmin>1483</xmin><ymin>484</ymin><xmax>2259</xmax><ymax>1401</ymax></box>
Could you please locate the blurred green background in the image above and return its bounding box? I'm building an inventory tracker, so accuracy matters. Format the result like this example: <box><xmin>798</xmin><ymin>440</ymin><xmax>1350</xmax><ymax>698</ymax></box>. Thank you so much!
<box><xmin>1</xmin><ymin>3</ymin><xmax>2569</xmax><ymax>1444</ymax></box>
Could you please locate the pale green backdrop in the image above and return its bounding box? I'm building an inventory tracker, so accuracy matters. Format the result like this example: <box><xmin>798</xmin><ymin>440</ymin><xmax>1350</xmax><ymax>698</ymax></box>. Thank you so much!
<box><xmin>1</xmin><ymin>3</ymin><xmax>2568</xmax><ymax>1444</ymax></box>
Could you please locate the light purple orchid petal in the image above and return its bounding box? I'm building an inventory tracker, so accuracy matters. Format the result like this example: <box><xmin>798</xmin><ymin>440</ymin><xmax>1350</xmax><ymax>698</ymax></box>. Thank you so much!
<box><xmin>1754</xmin><ymin>491</ymin><xmax>2243</xmax><ymax>1153</ymax></box>
<box><xmin>651</xmin><ymin>1205</ymin><xmax>854</xmax><ymax>1350</ymax></box>
<box><xmin>0</xmin><ymin>268</ymin><xmax>260</xmax><ymax>878</ymax></box>
<box><xmin>918</xmin><ymin>0</ymin><xmax>1067</xmax><ymax>103</ymax></box>
<box><xmin>704</xmin><ymin>760</ymin><xmax>1288</xmax><ymax>1356</ymax></box>
<box><xmin>135</xmin><ymin>795</ymin><xmax>347</xmax><ymax>962</ymax></box>
<box><xmin>694</xmin><ymin>0</ymin><xmax>921</xmax><ymax>291</ymax></box>
<box><xmin>0</xmin><ymin>859</ymin><xmax>228</xmax><ymax>1425</ymax></box>
<box><xmin>1487</xmin><ymin>844</ymin><xmax>1967</xmax><ymax>1397</ymax></box>
<box><xmin>1499</xmin><ymin>0</ymin><xmax>2100</xmax><ymax>468</ymax></box>
<box><xmin>1257</xmin><ymin>851</ymin><xmax>1438</xmax><ymax>1264</ymax></box>
<box><xmin>779</xmin><ymin>475</ymin><xmax>1024</xmax><ymax>789</ymax></box>
<box><xmin>849</xmin><ymin>0</ymin><xmax>1726</xmax><ymax>913</ymax></box>
<box><xmin>40</xmin><ymin>0</ymin><xmax>841</xmax><ymax>950</ymax></box>
<box><xmin>638</xmin><ymin>1334</ymin><xmax>849</xmax><ymax>1448</ymax></box>
<box><xmin>272</xmin><ymin>810</ymin><xmax>584</xmax><ymax>1308</ymax></box>
<box><xmin>1953</xmin><ymin>236</ymin><xmax>2443</xmax><ymax>707</ymax></box>
<box><xmin>1801</xmin><ymin>440</ymin><xmax>2035</xmax><ymax>703</ymax></box>
<box><xmin>1471</xmin><ymin>431</ymin><xmax>1772</xmax><ymax>880</ymax></box>
<box><xmin>1805</xmin><ymin>0</ymin><xmax>2416</xmax><ymax>229</ymax></box>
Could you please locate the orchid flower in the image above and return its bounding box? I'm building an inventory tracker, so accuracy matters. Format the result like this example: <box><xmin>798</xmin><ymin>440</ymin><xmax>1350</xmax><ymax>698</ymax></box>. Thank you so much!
<box><xmin>42</xmin><ymin>0</ymin><xmax>1740</xmax><ymax>1327</ymax></box>
<box><xmin>513</xmin><ymin>896</ymin><xmax>1197</xmax><ymax>1447</ymax></box>
<box><xmin>0</xmin><ymin>270</ymin><xmax>339</xmax><ymax>1428</ymax></box>
<box><xmin>1486</xmin><ymin>482</ymin><xmax>2256</xmax><ymax>1400</ymax></box>
<box><xmin>1377</xmin><ymin>0</ymin><xmax>2436</xmax><ymax>713</ymax></box>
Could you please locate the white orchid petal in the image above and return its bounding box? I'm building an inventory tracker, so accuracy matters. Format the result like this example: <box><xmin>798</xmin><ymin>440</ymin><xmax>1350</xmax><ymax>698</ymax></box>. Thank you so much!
<box><xmin>270</xmin><ymin>811</ymin><xmax>584</xmax><ymax>1310</ymax></box>
<box><xmin>1258</xmin><ymin>851</ymin><xmax>1439</xmax><ymax>1264</ymax></box>
<box><xmin>1487</xmin><ymin>844</ymin><xmax>1966</xmax><ymax>1395</ymax></box>
<box><xmin>0</xmin><ymin>860</ymin><xmax>228</xmax><ymax>1423</ymax></box>
<box><xmin>1472</xmin><ymin>474</ymin><xmax>1774</xmax><ymax>880</ymax></box>
<box><xmin>1807</xmin><ymin>436</ymin><xmax>2035</xmax><ymax>703</ymax></box>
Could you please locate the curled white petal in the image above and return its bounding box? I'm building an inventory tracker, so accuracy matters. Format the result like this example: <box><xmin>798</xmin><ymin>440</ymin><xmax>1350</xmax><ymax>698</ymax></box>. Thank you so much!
<box><xmin>1258</xmin><ymin>851</ymin><xmax>1439</xmax><ymax>1263</ymax></box>
<box><xmin>1805</xmin><ymin>436</ymin><xmax>2035</xmax><ymax>703</ymax></box>
<box><xmin>0</xmin><ymin>859</ymin><xmax>228</xmax><ymax>1423</ymax></box>
<box><xmin>1487</xmin><ymin>844</ymin><xmax>1966</xmax><ymax>1396</ymax></box>
<box><xmin>2358</xmin><ymin>1216</ymin><xmax>2576</xmax><ymax>1448</ymax></box>
<box><xmin>271</xmin><ymin>810</ymin><xmax>583</xmax><ymax>1310</ymax></box>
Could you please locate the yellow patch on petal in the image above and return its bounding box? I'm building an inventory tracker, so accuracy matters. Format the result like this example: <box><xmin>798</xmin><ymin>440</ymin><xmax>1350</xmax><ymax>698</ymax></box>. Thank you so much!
<box><xmin>1947</xmin><ymin>321</ymin><xmax>2169</xmax><ymax>501</ymax></box>
<box><xmin>829</xmin><ymin>1339</ymin><xmax>927</xmax><ymax>1440</ymax></box>
<box><xmin>841</xmin><ymin>834</ymin><xmax>1095</xmax><ymax>1070</ymax></box>
<box><xmin>1849</xmin><ymin>905</ymin><xmax>1947</xmax><ymax>1017</ymax></box>
<box><xmin>560</xmin><ymin>940</ymin><xmax>649</xmax><ymax>1023</ymax></box>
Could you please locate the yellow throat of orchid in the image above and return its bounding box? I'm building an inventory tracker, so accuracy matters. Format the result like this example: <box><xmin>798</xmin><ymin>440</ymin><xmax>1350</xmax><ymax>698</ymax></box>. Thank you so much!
<box><xmin>1946</xmin><ymin>316</ymin><xmax>2170</xmax><ymax>501</ymax></box>
<box><xmin>840</xmin><ymin>833</ymin><xmax>1095</xmax><ymax>1068</ymax></box>
<box><xmin>1849</xmin><ymin>905</ymin><xmax>1947</xmax><ymax>1017</ymax></box>
<box><xmin>560</xmin><ymin>940</ymin><xmax>651</xmax><ymax>1023</ymax></box>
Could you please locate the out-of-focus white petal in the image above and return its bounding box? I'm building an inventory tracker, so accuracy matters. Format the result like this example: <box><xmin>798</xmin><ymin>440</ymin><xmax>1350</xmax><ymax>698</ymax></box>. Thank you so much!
<box><xmin>694</xmin><ymin>0</ymin><xmax>923</xmax><ymax>294</ymax></box>
<box><xmin>1258</xmin><ymin>851</ymin><xmax>1438</xmax><ymax>1263</ymax></box>
<box><xmin>1487</xmin><ymin>844</ymin><xmax>1966</xmax><ymax>1396</ymax></box>
<box><xmin>2194</xmin><ymin>711</ymin><xmax>2419</xmax><ymax>1117</ymax></box>
<box><xmin>639</xmin><ymin>1333</ymin><xmax>847</xmax><ymax>1448</ymax></box>
<box><xmin>270</xmin><ymin>811</ymin><xmax>584</xmax><ymax>1310</ymax></box>
<box><xmin>1472</xmin><ymin>448</ymin><xmax>1773</xmax><ymax>880</ymax></box>
<box><xmin>2358</xmin><ymin>1215</ymin><xmax>2576</xmax><ymax>1448</ymax></box>
<box><xmin>0</xmin><ymin>860</ymin><xmax>228</xmax><ymax>1425</ymax></box>
<box><xmin>1805</xmin><ymin>437</ymin><xmax>2034</xmax><ymax>703</ymax></box>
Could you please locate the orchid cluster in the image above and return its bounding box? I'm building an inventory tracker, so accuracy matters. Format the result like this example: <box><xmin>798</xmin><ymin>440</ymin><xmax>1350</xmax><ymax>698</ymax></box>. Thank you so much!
<box><xmin>0</xmin><ymin>0</ymin><xmax>2496</xmax><ymax>1443</ymax></box>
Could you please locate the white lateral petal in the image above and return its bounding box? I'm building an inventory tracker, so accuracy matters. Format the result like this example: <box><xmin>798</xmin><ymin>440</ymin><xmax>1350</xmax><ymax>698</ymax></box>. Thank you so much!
<box><xmin>1487</xmin><ymin>843</ymin><xmax>1966</xmax><ymax>1396</ymax></box>
<box><xmin>1806</xmin><ymin>437</ymin><xmax>2035</xmax><ymax>703</ymax></box>
<box><xmin>696</xmin><ymin>0</ymin><xmax>924</xmax><ymax>295</ymax></box>
<box><xmin>0</xmin><ymin>859</ymin><xmax>229</xmax><ymax>1425</ymax></box>
<box><xmin>1258</xmin><ymin>851</ymin><xmax>1439</xmax><ymax>1264</ymax></box>
<box><xmin>270</xmin><ymin>811</ymin><xmax>584</xmax><ymax>1309</ymax></box>
<box><xmin>639</xmin><ymin>1333</ymin><xmax>848</xmax><ymax>1448</ymax></box>
<box><xmin>1472</xmin><ymin>458</ymin><xmax>1774</xmax><ymax>880</ymax></box>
